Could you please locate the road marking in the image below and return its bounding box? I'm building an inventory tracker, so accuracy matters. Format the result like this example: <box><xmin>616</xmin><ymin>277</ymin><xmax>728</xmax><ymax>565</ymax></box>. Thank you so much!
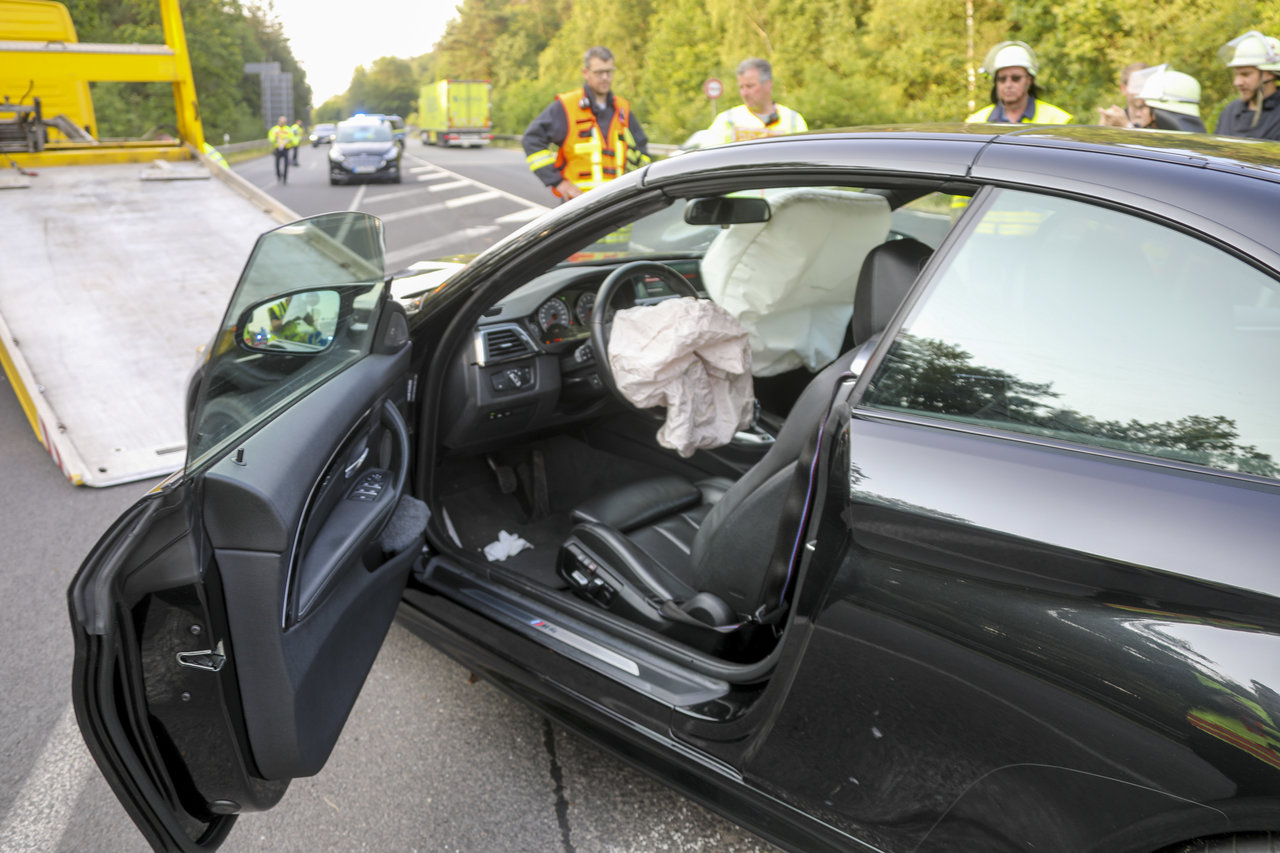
<box><xmin>401</xmin><ymin>152</ymin><xmax>550</xmax><ymax>215</ymax></box>
<box><xmin>495</xmin><ymin>208</ymin><xmax>544</xmax><ymax>224</ymax></box>
<box><xmin>360</xmin><ymin>186</ymin><xmax>440</xmax><ymax>205</ymax></box>
<box><xmin>348</xmin><ymin>183</ymin><xmax>369</xmax><ymax>212</ymax></box>
<box><xmin>0</xmin><ymin>703</ymin><xmax>94</xmax><ymax>853</ymax></box>
<box><xmin>427</xmin><ymin>179</ymin><xmax>472</xmax><ymax>192</ymax></box>
<box><xmin>385</xmin><ymin>225</ymin><xmax>500</xmax><ymax>269</ymax></box>
<box><xmin>378</xmin><ymin>191</ymin><xmax>500</xmax><ymax>223</ymax></box>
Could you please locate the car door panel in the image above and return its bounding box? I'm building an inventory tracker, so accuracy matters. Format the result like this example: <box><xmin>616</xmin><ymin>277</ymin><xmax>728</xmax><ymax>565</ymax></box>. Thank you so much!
<box><xmin>71</xmin><ymin>483</ymin><xmax>287</xmax><ymax>851</ymax></box>
<box><xmin>200</xmin><ymin>347</ymin><xmax>414</xmax><ymax>781</ymax></box>
<box><xmin>734</xmin><ymin>410</ymin><xmax>1280</xmax><ymax>851</ymax></box>
<box><xmin>68</xmin><ymin>227</ymin><xmax>419</xmax><ymax>850</ymax></box>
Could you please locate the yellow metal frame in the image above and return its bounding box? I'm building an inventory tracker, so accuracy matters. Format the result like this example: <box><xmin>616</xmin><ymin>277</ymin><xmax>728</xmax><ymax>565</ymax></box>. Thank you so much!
<box><xmin>2</xmin><ymin>0</ymin><xmax>205</xmax><ymax>166</ymax></box>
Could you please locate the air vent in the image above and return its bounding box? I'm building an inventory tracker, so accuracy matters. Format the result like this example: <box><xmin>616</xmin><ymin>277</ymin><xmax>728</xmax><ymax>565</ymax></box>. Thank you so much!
<box><xmin>479</xmin><ymin>325</ymin><xmax>535</xmax><ymax>364</ymax></box>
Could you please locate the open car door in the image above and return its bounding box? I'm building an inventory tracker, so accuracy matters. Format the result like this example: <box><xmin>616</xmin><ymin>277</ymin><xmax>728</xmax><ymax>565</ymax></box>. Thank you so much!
<box><xmin>67</xmin><ymin>212</ymin><xmax>425</xmax><ymax>851</ymax></box>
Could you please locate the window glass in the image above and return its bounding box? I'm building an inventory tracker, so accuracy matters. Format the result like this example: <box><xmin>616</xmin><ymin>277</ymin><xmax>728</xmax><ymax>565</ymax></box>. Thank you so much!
<box><xmin>187</xmin><ymin>212</ymin><xmax>386</xmax><ymax>469</ymax></box>
<box><xmin>862</xmin><ymin>189</ymin><xmax>1280</xmax><ymax>478</ymax></box>
<box><xmin>891</xmin><ymin>192</ymin><xmax>959</xmax><ymax>248</ymax></box>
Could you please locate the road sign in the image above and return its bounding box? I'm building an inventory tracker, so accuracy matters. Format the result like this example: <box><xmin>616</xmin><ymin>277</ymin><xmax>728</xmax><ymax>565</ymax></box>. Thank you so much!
<box><xmin>704</xmin><ymin>78</ymin><xmax>723</xmax><ymax>99</ymax></box>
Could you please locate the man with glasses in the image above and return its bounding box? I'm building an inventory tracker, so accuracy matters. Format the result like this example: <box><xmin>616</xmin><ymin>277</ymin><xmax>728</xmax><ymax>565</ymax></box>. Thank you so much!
<box><xmin>966</xmin><ymin>41</ymin><xmax>1072</xmax><ymax>125</ymax></box>
<box><xmin>523</xmin><ymin>46</ymin><xmax>652</xmax><ymax>201</ymax></box>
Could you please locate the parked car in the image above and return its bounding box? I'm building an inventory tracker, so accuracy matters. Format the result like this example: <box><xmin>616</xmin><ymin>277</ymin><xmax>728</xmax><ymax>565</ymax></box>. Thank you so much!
<box><xmin>308</xmin><ymin>122</ymin><xmax>335</xmax><ymax>146</ymax></box>
<box><xmin>328</xmin><ymin>116</ymin><xmax>401</xmax><ymax>184</ymax></box>
<box><xmin>70</xmin><ymin>125</ymin><xmax>1280</xmax><ymax>853</ymax></box>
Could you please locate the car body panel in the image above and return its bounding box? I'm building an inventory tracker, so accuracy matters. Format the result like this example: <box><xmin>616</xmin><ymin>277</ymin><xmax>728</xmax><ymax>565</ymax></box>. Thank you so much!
<box><xmin>71</xmin><ymin>126</ymin><xmax>1280</xmax><ymax>852</ymax></box>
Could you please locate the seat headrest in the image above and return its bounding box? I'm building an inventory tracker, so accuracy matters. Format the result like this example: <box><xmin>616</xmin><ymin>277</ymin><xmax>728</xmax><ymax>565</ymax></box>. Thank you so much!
<box><xmin>851</xmin><ymin>237</ymin><xmax>933</xmax><ymax>346</ymax></box>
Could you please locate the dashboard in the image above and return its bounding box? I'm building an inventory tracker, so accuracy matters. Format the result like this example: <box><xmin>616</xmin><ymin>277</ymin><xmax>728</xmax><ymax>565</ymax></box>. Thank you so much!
<box><xmin>438</xmin><ymin>258</ymin><xmax>704</xmax><ymax>451</ymax></box>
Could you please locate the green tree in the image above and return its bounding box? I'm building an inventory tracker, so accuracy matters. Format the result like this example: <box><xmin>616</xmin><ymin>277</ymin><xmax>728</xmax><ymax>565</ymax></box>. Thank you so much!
<box><xmin>636</xmin><ymin>0</ymin><xmax>722</xmax><ymax>140</ymax></box>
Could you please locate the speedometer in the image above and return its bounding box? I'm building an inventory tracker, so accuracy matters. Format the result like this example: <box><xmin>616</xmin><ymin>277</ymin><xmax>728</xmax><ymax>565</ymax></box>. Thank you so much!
<box><xmin>536</xmin><ymin>297</ymin><xmax>572</xmax><ymax>337</ymax></box>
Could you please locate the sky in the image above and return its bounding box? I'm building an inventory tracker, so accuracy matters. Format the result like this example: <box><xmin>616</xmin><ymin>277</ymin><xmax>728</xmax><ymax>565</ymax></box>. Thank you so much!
<box><xmin>265</xmin><ymin>0</ymin><xmax>459</xmax><ymax>104</ymax></box>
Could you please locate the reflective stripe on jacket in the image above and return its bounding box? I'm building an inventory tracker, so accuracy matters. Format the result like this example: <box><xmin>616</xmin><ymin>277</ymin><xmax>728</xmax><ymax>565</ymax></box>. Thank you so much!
<box><xmin>530</xmin><ymin>90</ymin><xmax>641</xmax><ymax>194</ymax></box>
<box><xmin>965</xmin><ymin>99</ymin><xmax>1073</xmax><ymax>124</ymax></box>
<box><xmin>706</xmin><ymin>104</ymin><xmax>808</xmax><ymax>144</ymax></box>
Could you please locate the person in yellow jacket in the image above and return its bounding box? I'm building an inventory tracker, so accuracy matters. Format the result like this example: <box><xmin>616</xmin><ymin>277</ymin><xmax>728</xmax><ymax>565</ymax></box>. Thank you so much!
<box><xmin>289</xmin><ymin>119</ymin><xmax>303</xmax><ymax>165</ymax></box>
<box><xmin>268</xmin><ymin>115</ymin><xmax>291</xmax><ymax>184</ymax></box>
<box><xmin>966</xmin><ymin>41</ymin><xmax>1073</xmax><ymax>125</ymax></box>
<box><xmin>522</xmin><ymin>46</ymin><xmax>651</xmax><ymax>201</ymax></box>
<box><xmin>705</xmin><ymin>58</ymin><xmax>808</xmax><ymax>146</ymax></box>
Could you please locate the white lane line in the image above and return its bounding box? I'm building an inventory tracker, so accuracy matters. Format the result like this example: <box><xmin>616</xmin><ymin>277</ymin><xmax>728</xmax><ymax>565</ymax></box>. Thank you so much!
<box><xmin>0</xmin><ymin>703</ymin><xmax>94</xmax><ymax>853</ymax></box>
<box><xmin>426</xmin><ymin>179</ymin><xmax>471</xmax><ymax>192</ymax></box>
<box><xmin>385</xmin><ymin>226</ymin><xmax>500</xmax><ymax>269</ymax></box>
<box><xmin>495</xmin><ymin>208</ymin><xmax>544</xmax><ymax>224</ymax></box>
<box><xmin>401</xmin><ymin>152</ymin><xmax>550</xmax><ymax>216</ymax></box>
<box><xmin>377</xmin><ymin>191</ymin><xmax>500</xmax><ymax>223</ymax></box>
<box><xmin>360</xmin><ymin>186</ymin><xmax>438</xmax><ymax>205</ymax></box>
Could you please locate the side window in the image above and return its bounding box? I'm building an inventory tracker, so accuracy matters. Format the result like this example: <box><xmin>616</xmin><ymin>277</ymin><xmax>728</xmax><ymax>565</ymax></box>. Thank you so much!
<box><xmin>891</xmin><ymin>191</ymin><xmax>964</xmax><ymax>248</ymax></box>
<box><xmin>861</xmin><ymin>189</ymin><xmax>1280</xmax><ymax>479</ymax></box>
<box><xmin>187</xmin><ymin>212</ymin><xmax>387</xmax><ymax>468</ymax></box>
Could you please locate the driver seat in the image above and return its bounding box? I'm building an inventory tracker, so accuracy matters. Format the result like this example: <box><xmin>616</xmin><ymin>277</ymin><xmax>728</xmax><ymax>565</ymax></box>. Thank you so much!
<box><xmin>558</xmin><ymin>236</ymin><xmax>934</xmax><ymax>650</ymax></box>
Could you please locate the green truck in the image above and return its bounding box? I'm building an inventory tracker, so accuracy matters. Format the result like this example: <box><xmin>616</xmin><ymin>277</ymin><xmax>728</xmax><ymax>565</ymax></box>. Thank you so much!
<box><xmin>418</xmin><ymin>79</ymin><xmax>492</xmax><ymax>148</ymax></box>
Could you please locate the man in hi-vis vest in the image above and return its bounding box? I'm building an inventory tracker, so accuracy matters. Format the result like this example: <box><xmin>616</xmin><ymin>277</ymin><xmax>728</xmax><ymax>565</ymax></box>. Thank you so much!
<box><xmin>523</xmin><ymin>46</ymin><xmax>652</xmax><ymax>201</ymax></box>
<box><xmin>705</xmin><ymin>58</ymin><xmax>807</xmax><ymax>146</ymax></box>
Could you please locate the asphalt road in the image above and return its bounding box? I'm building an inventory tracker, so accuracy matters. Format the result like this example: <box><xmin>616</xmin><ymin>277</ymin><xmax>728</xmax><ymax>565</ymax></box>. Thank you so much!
<box><xmin>238</xmin><ymin>139</ymin><xmax>556</xmax><ymax>269</ymax></box>
<box><xmin>0</xmin><ymin>143</ymin><xmax>780</xmax><ymax>852</ymax></box>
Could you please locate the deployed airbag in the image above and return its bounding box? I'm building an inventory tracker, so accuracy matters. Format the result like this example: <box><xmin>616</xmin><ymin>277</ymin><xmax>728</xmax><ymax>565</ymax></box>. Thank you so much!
<box><xmin>701</xmin><ymin>188</ymin><xmax>891</xmax><ymax>376</ymax></box>
<box><xmin>608</xmin><ymin>297</ymin><xmax>754</xmax><ymax>458</ymax></box>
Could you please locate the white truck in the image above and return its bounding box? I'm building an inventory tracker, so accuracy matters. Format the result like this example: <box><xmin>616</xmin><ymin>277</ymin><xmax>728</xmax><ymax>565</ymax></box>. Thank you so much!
<box><xmin>0</xmin><ymin>0</ymin><xmax>295</xmax><ymax>486</ymax></box>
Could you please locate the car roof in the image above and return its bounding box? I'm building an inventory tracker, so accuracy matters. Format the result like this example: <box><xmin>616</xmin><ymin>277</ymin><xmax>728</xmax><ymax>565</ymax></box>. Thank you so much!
<box><xmin>641</xmin><ymin>124</ymin><xmax>1280</xmax><ymax>268</ymax></box>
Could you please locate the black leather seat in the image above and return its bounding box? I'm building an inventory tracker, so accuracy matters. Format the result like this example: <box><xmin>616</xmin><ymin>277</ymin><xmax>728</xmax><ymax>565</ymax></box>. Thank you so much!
<box><xmin>851</xmin><ymin>236</ymin><xmax>934</xmax><ymax>347</ymax></box>
<box><xmin>559</xmin><ymin>237</ymin><xmax>934</xmax><ymax>645</ymax></box>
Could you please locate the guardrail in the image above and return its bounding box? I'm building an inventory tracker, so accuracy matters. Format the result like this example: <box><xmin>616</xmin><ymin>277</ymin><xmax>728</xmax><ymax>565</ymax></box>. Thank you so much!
<box><xmin>218</xmin><ymin>139</ymin><xmax>271</xmax><ymax>155</ymax></box>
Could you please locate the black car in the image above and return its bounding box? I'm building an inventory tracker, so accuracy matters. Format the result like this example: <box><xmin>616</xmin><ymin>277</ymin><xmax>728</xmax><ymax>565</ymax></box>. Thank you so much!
<box><xmin>70</xmin><ymin>125</ymin><xmax>1280</xmax><ymax>853</ymax></box>
<box><xmin>308</xmin><ymin>122</ymin><xmax>335</xmax><ymax>147</ymax></box>
<box><xmin>328</xmin><ymin>116</ymin><xmax>401</xmax><ymax>184</ymax></box>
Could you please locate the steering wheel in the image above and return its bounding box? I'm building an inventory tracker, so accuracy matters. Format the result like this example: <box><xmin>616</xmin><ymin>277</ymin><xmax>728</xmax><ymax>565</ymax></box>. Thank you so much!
<box><xmin>590</xmin><ymin>261</ymin><xmax>701</xmax><ymax>406</ymax></box>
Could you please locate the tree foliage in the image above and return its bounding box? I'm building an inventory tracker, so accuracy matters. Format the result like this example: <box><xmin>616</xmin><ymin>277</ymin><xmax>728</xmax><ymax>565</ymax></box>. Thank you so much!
<box><xmin>58</xmin><ymin>0</ymin><xmax>309</xmax><ymax>141</ymax></box>
<box><xmin>55</xmin><ymin>0</ymin><xmax>1280</xmax><ymax>145</ymax></box>
<box><xmin>398</xmin><ymin>0</ymin><xmax>1280</xmax><ymax>142</ymax></box>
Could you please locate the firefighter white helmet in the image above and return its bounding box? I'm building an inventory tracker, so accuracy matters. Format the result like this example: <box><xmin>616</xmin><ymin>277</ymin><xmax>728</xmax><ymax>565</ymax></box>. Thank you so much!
<box><xmin>1219</xmin><ymin>31</ymin><xmax>1280</xmax><ymax>68</ymax></box>
<box><xmin>1137</xmin><ymin>67</ymin><xmax>1202</xmax><ymax>118</ymax></box>
<box><xmin>981</xmin><ymin>41</ymin><xmax>1039</xmax><ymax>78</ymax></box>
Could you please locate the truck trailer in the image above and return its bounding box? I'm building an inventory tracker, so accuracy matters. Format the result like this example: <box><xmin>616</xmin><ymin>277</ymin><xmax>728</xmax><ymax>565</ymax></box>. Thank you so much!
<box><xmin>0</xmin><ymin>0</ymin><xmax>295</xmax><ymax>486</ymax></box>
<box><xmin>418</xmin><ymin>79</ymin><xmax>492</xmax><ymax>148</ymax></box>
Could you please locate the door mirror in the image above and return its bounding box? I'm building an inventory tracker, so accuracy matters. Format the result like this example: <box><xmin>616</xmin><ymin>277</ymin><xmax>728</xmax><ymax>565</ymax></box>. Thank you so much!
<box><xmin>684</xmin><ymin>196</ymin><xmax>772</xmax><ymax>226</ymax></box>
<box><xmin>240</xmin><ymin>289</ymin><xmax>340</xmax><ymax>352</ymax></box>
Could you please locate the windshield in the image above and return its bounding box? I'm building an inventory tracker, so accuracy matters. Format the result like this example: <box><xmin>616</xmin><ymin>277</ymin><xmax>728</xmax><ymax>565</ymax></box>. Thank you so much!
<box><xmin>560</xmin><ymin>203</ymin><xmax>723</xmax><ymax>266</ymax></box>
<box><xmin>337</xmin><ymin>122</ymin><xmax>392</xmax><ymax>143</ymax></box>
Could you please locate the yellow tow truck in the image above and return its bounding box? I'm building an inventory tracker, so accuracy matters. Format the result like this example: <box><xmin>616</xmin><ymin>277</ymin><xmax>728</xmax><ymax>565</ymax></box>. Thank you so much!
<box><xmin>0</xmin><ymin>0</ymin><xmax>294</xmax><ymax>485</ymax></box>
